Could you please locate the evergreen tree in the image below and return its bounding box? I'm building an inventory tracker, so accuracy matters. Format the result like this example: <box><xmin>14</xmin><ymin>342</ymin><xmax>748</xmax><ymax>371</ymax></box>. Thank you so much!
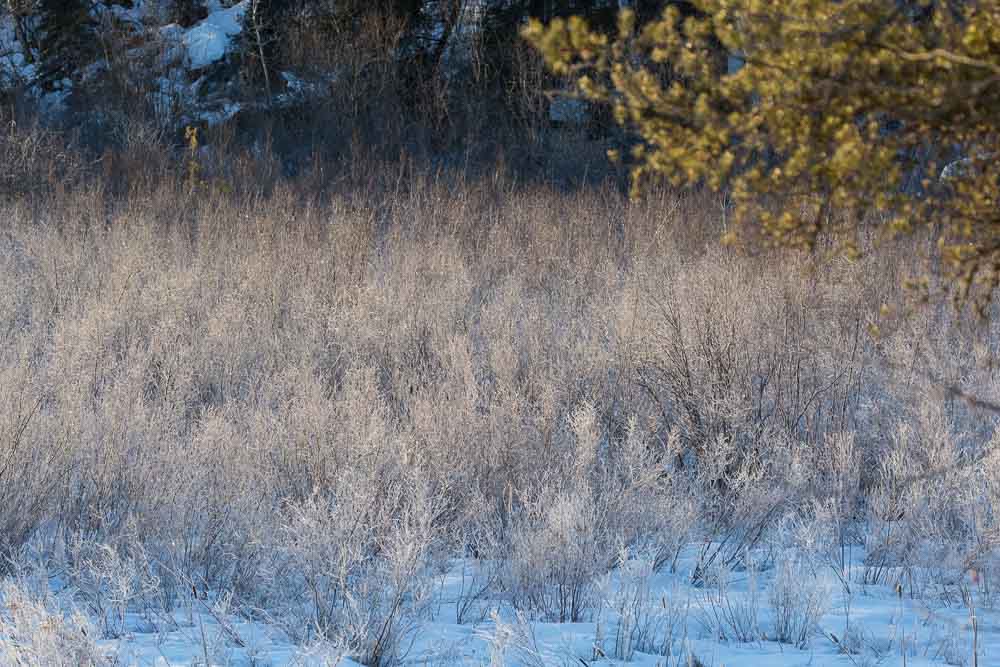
<box><xmin>527</xmin><ymin>0</ymin><xmax>1000</xmax><ymax>312</ymax></box>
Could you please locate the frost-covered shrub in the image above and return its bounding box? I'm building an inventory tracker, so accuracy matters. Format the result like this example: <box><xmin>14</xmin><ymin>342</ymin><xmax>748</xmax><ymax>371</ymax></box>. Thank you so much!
<box><xmin>257</xmin><ymin>463</ymin><xmax>443</xmax><ymax>667</ymax></box>
<box><xmin>769</xmin><ymin>556</ymin><xmax>829</xmax><ymax>649</ymax></box>
<box><xmin>0</xmin><ymin>373</ymin><xmax>61</xmax><ymax>565</ymax></box>
<box><xmin>503</xmin><ymin>400</ymin><xmax>683</xmax><ymax>624</ymax></box>
<box><xmin>1</xmin><ymin>158</ymin><xmax>999</xmax><ymax>662</ymax></box>
<box><xmin>480</xmin><ymin>610</ymin><xmax>547</xmax><ymax>667</ymax></box>
<box><xmin>606</xmin><ymin>421</ymin><xmax>698</xmax><ymax>574</ymax></box>
<box><xmin>863</xmin><ymin>403</ymin><xmax>983</xmax><ymax>590</ymax></box>
<box><xmin>63</xmin><ymin>535</ymin><xmax>163</xmax><ymax>639</ymax></box>
<box><xmin>697</xmin><ymin>559</ymin><xmax>763</xmax><ymax>644</ymax></box>
<box><xmin>506</xmin><ymin>487</ymin><xmax>607</xmax><ymax>623</ymax></box>
<box><xmin>0</xmin><ymin>580</ymin><xmax>109</xmax><ymax>666</ymax></box>
<box><xmin>605</xmin><ymin>553</ymin><xmax>690</xmax><ymax>661</ymax></box>
<box><xmin>688</xmin><ymin>432</ymin><xmax>793</xmax><ymax>586</ymax></box>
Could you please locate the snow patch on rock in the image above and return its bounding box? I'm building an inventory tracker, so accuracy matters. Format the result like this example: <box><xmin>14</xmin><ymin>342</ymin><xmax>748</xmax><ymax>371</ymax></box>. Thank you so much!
<box><xmin>0</xmin><ymin>19</ymin><xmax>36</xmax><ymax>87</ymax></box>
<box><xmin>182</xmin><ymin>1</ymin><xmax>247</xmax><ymax>70</ymax></box>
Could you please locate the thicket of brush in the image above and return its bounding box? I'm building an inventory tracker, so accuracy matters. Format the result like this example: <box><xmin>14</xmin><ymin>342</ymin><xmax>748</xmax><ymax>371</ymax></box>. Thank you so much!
<box><xmin>0</xmin><ymin>117</ymin><xmax>999</xmax><ymax>664</ymax></box>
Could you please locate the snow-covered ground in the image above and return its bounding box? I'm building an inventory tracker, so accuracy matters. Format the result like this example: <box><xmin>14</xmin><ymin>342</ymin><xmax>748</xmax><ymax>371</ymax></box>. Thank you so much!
<box><xmin>21</xmin><ymin>546</ymin><xmax>989</xmax><ymax>666</ymax></box>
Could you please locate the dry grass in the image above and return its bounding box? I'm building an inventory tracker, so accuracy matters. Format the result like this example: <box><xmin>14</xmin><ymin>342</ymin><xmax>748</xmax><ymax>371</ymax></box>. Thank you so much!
<box><xmin>1</xmin><ymin>128</ymin><xmax>999</xmax><ymax>661</ymax></box>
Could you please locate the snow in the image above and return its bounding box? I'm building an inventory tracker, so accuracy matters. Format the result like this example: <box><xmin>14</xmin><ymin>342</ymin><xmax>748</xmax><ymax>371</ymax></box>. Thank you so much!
<box><xmin>47</xmin><ymin>546</ymin><xmax>997</xmax><ymax>666</ymax></box>
<box><xmin>195</xmin><ymin>101</ymin><xmax>242</xmax><ymax>126</ymax></box>
<box><xmin>0</xmin><ymin>1</ymin><xmax>248</xmax><ymax>119</ymax></box>
<box><xmin>181</xmin><ymin>1</ymin><xmax>247</xmax><ymax>70</ymax></box>
<box><xmin>0</xmin><ymin>19</ymin><xmax>37</xmax><ymax>87</ymax></box>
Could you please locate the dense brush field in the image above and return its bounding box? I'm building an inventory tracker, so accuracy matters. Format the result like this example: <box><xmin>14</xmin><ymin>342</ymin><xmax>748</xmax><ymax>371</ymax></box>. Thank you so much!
<box><xmin>2</xmin><ymin>132</ymin><xmax>1000</xmax><ymax>665</ymax></box>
